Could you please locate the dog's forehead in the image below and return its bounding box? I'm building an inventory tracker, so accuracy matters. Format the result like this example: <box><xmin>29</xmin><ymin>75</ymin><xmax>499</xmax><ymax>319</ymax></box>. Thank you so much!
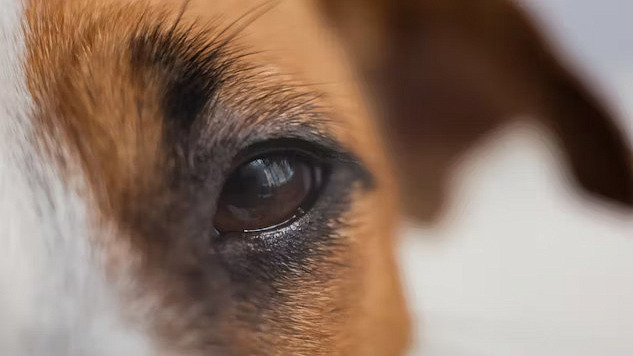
<box><xmin>188</xmin><ymin>0</ymin><xmax>382</xmax><ymax>150</ymax></box>
<box><xmin>145</xmin><ymin>0</ymin><xmax>375</xmax><ymax>134</ymax></box>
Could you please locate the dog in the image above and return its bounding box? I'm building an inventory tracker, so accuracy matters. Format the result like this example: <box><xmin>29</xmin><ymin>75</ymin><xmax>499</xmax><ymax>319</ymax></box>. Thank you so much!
<box><xmin>0</xmin><ymin>0</ymin><xmax>631</xmax><ymax>354</ymax></box>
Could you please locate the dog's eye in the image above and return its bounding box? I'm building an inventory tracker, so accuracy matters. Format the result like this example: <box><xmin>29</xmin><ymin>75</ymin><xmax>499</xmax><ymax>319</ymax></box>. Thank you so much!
<box><xmin>214</xmin><ymin>152</ymin><xmax>324</xmax><ymax>232</ymax></box>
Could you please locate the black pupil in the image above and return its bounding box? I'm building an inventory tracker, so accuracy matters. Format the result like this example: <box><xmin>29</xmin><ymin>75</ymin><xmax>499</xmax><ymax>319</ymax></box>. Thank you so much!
<box><xmin>214</xmin><ymin>153</ymin><xmax>319</xmax><ymax>232</ymax></box>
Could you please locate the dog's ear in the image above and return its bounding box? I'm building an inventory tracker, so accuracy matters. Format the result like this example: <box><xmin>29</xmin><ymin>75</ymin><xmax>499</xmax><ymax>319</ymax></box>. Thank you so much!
<box><xmin>317</xmin><ymin>0</ymin><xmax>633</xmax><ymax>220</ymax></box>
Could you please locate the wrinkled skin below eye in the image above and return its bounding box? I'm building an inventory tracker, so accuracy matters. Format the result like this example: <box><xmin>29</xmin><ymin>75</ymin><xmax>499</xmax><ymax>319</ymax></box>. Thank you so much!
<box><xmin>213</xmin><ymin>153</ymin><xmax>323</xmax><ymax>232</ymax></box>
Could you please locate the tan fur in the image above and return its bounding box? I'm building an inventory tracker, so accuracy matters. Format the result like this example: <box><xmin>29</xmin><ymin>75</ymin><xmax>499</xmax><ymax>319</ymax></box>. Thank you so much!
<box><xmin>24</xmin><ymin>0</ymin><xmax>408</xmax><ymax>354</ymax></box>
<box><xmin>22</xmin><ymin>0</ymin><xmax>632</xmax><ymax>354</ymax></box>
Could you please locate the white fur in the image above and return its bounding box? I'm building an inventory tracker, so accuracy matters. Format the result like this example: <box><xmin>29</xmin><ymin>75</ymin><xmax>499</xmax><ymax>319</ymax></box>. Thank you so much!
<box><xmin>0</xmin><ymin>1</ymin><xmax>153</xmax><ymax>354</ymax></box>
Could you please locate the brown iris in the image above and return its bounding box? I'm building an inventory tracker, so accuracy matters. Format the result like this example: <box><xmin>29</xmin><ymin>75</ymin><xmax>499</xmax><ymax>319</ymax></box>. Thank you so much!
<box><xmin>214</xmin><ymin>152</ymin><xmax>323</xmax><ymax>232</ymax></box>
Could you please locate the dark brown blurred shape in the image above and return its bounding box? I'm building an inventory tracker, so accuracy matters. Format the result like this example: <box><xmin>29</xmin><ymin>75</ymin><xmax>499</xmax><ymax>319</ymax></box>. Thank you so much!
<box><xmin>318</xmin><ymin>0</ymin><xmax>633</xmax><ymax>221</ymax></box>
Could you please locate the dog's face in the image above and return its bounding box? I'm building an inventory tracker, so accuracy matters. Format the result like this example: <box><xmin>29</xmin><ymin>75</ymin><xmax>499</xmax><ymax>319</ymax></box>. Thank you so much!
<box><xmin>2</xmin><ymin>0</ymin><xmax>407</xmax><ymax>354</ymax></box>
<box><xmin>1</xmin><ymin>0</ymin><xmax>631</xmax><ymax>355</ymax></box>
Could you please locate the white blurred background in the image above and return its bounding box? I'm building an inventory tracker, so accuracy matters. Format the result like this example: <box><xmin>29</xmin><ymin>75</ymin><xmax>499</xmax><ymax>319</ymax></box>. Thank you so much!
<box><xmin>400</xmin><ymin>1</ymin><xmax>633</xmax><ymax>355</ymax></box>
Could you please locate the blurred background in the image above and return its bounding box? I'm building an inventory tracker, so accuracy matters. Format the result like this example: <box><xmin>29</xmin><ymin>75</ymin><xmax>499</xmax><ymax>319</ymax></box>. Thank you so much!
<box><xmin>400</xmin><ymin>1</ymin><xmax>633</xmax><ymax>355</ymax></box>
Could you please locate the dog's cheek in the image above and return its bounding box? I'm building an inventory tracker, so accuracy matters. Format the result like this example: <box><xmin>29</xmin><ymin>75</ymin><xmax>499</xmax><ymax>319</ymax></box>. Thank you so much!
<box><xmin>233</xmin><ymin>186</ymin><xmax>408</xmax><ymax>356</ymax></box>
<box><xmin>346</xmin><ymin>186</ymin><xmax>411</xmax><ymax>355</ymax></box>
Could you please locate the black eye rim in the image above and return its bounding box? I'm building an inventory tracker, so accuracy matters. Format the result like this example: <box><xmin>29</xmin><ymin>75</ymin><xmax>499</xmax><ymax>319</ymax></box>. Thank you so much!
<box><xmin>213</xmin><ymin>139</ymin><xmax>334</xmax><ymax>234</ymax></box>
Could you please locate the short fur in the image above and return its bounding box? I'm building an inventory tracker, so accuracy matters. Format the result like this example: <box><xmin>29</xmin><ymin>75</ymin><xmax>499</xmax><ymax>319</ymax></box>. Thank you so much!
<box><xmin>0</xmin><ymin>0</ymin><xmax>630</xmax><ymax>355</ymax></box>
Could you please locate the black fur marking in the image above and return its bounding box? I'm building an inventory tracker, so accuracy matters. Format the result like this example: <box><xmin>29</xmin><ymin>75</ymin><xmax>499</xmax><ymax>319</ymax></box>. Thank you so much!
<box><xmin>129</xmin><ymin>2</ymin><xmax>279</xmax><ymax>133</ymax></box>
<box><xmin>130</xmin><ymin>23</ymin><xmax>225</xmax><ymax>132</ymax></box>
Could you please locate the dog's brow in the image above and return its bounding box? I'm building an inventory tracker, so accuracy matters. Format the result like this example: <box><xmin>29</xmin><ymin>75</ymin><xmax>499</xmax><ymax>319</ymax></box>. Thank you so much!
<box><xmin>130</xmin><ymin>22</ymin><xmax>228</xmax><ymax>132</ymax></box>
<box><xmin>129</xmin><ymin>22</ymin><xmax>315</xmax><ymax>130</ymax></box>
<box><xmin>128</xmin><ymin>21</ymin><xmax>368</xmax><ymax>164</ymax></box>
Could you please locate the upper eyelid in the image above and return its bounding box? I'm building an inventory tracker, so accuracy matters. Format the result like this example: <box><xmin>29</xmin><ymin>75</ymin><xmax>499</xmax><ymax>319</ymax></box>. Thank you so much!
<box><xmin>202</xmin><ymin>130</ymin><xmax>374</xmax><ymax>193</ymax></box>
<box><xmin>226</xmin><ymin>133</ymin><xmax>367</xmax><ymax>171</ymax></box>
<box><xmin>247</xmin><ymin>136</ymin><xmax>374</xmax><ymax>189</ymax></box>
<box><xmin>231</xmin><ymin>135</ymin><xmax>348</xmax><ymax>162</ymax></box>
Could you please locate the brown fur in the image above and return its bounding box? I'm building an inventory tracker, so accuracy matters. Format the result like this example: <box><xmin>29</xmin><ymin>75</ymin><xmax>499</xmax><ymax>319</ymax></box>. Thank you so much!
<box><xmin>23</xmin><ymin>0</ymin><xmax>632</xmax><ymax>354</ymax></box>
<box><xmin>25</xmin><ymin>0</ymin><xmax>407</xmax><ymax>354</ymax></box>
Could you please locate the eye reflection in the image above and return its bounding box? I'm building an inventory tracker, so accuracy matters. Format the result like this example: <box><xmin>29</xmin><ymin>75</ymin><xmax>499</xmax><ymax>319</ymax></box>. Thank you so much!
<box><xmin>213</xmin><ymin>153</ymin><xmax>322</xmax><ymax>233</ymax></box>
